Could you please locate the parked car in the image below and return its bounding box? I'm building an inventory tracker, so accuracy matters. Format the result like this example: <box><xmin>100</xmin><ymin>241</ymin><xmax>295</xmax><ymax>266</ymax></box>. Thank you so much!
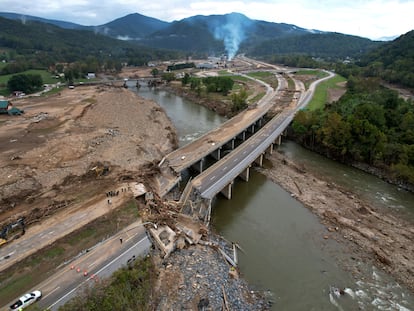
<box><xmin>9</xmin><ymin>290</ymin><xmax>42</xmax><ymax>310</ymax></box>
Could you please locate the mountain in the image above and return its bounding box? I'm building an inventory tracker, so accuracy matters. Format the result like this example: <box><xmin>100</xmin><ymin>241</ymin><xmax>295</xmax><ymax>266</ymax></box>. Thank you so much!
<box><xmin>137</xmin><ymin>12</ymin><xmax>323</xmax><ymax>57</ymax></box>
<box><xmin>248</xmin><ymin>32</ymin><xmax>380</xmax><ymax>59</ymax></box>
<box><xmin>0</xmin><ymin>12</ymin><xmax>83</xmax><ymax>29</ymax></box>
<box><xmin>0</xmin><ymin>16</ymin><xmax>182</xmax><ymax>67</ymax></box>
<box><xmin>93</xmin><ymin>13</ymin><xmax>169</xmax><ymax>40</ymax></box>
<box><xmin>0</xmin><ymin>11</ymin><xmax>383</xmax><ymax>60</ymax></box>
<box><xmin>360</xmin><ymin>30</ymin><xmax>414</xmax><ymax>88</ymax></box>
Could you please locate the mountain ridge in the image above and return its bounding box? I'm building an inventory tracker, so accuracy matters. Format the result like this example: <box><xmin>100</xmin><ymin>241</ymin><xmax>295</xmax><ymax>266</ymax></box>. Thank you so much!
<box><xmin>0</xmin><ymin>11</ymin><xmax>384</xmax><ymax>59</ymax></box>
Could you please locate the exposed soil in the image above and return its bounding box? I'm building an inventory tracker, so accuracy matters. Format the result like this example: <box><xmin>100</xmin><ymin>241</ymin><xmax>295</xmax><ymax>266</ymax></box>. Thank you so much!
<box><xmin>257</xmin><ymin>150</ymin><xmax>414</xmax><ymax>293</ymax></box>
<box><xmin>0</xmin><ymin>84</ymin><xmax>177</xmax><ymax>229</ymax></box>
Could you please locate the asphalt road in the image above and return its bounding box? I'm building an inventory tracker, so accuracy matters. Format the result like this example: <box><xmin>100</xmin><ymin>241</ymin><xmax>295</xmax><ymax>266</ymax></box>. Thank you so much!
<box><xmin>192</xmin><ymin>70</ymin><xmax>335</xmax><ymax>199</ymax></box>
<box><xmin>2</xmin><ymin>222</ymin><xmax>152</xmax><ymax>311</ymax></box>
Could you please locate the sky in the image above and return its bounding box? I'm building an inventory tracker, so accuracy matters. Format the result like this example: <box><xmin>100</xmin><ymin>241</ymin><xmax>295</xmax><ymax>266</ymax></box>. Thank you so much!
<box><xmin>1</xmin><ymin>0</ymin><xmax>413</xmax><ymax>40</ymax></box>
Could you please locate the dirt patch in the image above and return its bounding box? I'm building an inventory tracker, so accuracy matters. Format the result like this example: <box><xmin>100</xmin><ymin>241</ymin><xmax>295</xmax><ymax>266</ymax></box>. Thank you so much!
<box><xmin>257</xmin><ymin>150</ymin><xmax>414</xmax><ymax>293</ymax></box>
<box><xmin>0</xmin><ymin>84</ymin><xmax>177</xmax><ymax>230</ymax></box>
<box><xmin>327</xmin><ymin>81</ymin><xmax>347</xmax><ymax>103</ymax></box>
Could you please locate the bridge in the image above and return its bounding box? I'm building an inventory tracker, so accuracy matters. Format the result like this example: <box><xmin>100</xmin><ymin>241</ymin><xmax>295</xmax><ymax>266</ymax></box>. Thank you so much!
<box><xmin>157</xmin><ymin>57</ymin><xmax>334</xmax><ymax>217</ymax></box>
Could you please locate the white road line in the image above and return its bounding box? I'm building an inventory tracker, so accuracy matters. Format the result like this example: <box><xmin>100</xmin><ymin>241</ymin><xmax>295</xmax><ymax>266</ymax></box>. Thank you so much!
<box><xmin>42</xmin><ymin>286</ymin><xmax>61</xmax><ymax>299</ymax></box>
<box><xmin>47</xmin><ymin>236</ymin><xmax>148</xmax><ymax>310</ymax></box>
<box><xmin>209</xmin><ymin>176</ymin><xmax>216</xmax><ymax>181</ymax></box>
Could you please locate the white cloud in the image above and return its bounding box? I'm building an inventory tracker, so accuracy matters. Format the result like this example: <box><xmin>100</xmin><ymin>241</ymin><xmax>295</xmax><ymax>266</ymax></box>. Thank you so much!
<box><xmin>0</xmin><ymin>0</ymin><xmax>413</xmax><ymax>39</ymax></box>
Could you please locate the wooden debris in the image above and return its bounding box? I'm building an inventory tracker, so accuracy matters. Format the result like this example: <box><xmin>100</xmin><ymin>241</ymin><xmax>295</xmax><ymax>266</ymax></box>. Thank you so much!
<box><xmin>222</xmin><ymin>286</ymin><xmax>230</xmax><ymax>311</ymax></box>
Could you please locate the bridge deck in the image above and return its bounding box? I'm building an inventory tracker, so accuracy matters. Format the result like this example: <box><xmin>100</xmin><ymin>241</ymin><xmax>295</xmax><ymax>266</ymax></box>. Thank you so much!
<box><xmin>163</xmin><ymin>72</ymin><xmax>287</xmax><ymax>173</ymax></box>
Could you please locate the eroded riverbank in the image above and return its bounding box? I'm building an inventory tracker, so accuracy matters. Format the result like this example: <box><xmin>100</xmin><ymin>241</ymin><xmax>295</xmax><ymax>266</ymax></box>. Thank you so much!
<box><xmin>257</xmin><ymin>147</ymin><xmax>414</xmax><ymax>296</ymax></box>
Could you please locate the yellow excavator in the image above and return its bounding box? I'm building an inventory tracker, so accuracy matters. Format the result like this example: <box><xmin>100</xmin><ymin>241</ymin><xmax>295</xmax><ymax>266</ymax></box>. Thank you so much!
<box><xmin>0</xmin><ymin>217</ymin><xmax>25</xmax><ymax>247</ymax></box>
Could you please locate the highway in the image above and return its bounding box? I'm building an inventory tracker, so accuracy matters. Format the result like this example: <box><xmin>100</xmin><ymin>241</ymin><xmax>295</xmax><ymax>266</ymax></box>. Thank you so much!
<box><xmin>162</xmin><ymin>58</ymin><xmax>288</xmax><ymax>174</ymax></box>
<box><xmin>191</xmin><ymin>70</ymin><xmax>335</xmax><ymax>199</ymax></box>
<box><xmin>2</xmin><ymin>221</ymin><xmax>152</xmax><ymax>311</ymax></box>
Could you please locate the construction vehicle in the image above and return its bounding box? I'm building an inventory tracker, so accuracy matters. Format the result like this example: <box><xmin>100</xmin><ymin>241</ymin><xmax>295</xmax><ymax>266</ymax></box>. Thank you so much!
<box><xmin>0</xmin><ymin>217</ymin><xmax>25</xmax><ymax>247</ymax></box>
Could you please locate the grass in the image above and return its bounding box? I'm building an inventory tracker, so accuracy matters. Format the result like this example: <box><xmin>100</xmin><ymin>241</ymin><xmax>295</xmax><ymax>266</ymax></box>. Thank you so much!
<box><xmin>295</xmin><ymin>69</ymin><xmax>328</xmax><ymax>78</ymax></box>
<box><xmin>0</xmin><ymin>199</ymin><xmax>140</xmax><ymax>304</ymax></box>
<box><xmin>45</xmin><ymin>246</ymin><xmax>65</xmax><ymax>259</ymax></box>
<box><xmin>231</xmin><ymin>75</ymin><xmax>250</xmax><ymax>82</ymax></box>
<box><xmin>218</xmin><ymin>70</ymin><xmax>231</xmax><ymax>75</ymax></box>
<box><xmin>59</xmin><ymin>256</ymin><xmax>155</xmax><ymax>311</ymax></box>
<box><xmin>247</xmin><ymin>71</ymin><xmax>279</xmax><ymax>89</ymax></box>
<box><xmin>250</xmin><ymin>92</ymin><xmax>266</xmax><ymax>104</ymax></box>
<box><xmin>0</xmin><ymin>274</ymin><xmax>33</xmax><ymax>300</ymax></box>
<box><xmin>287</xmin><ymin>76</ymin><xmax>295</xmax><ymax>90</ymax></box>
<box><xmin>306</xmin><ymin>74</ymin><xmax>347</xmax><ymax>111</ymax></box>
<box><xmin>0</xmin><ymin>69</ymin><xmax>57</xmax><ymax>85</ymax></box>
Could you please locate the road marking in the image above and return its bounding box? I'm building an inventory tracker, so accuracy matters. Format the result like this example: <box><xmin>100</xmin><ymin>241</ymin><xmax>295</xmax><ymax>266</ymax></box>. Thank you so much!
<box><xmin>47</xmin><ymin>236</ymin><xmax>148</xmax><ymax>310</ymax></box>
<box><xmin>209</xmin><ymin>176</ymin><xmax>216</xmax><ymax>181</ymax></box>
<box><xmin>89</xmin><ymin>262</ymin><xmax>96</xmax><ymax>268</ymax></box>
<box><xmin>42</xmin><ymin>286</ymin><xmax>60</xmax><ymax>299</ymax></box>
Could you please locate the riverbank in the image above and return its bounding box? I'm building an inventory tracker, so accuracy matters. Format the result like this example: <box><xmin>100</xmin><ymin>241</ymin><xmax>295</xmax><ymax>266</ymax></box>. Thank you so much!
<box><xmin>257</xmin><ymin>149</ymin><xmax>414</xmax><ymax>293</ymax></box>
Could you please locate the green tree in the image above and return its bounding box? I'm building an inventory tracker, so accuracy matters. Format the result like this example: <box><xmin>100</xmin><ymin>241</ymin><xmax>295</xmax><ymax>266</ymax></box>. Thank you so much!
<box><xmin>151</xmin><ymin>68</ymin><xmax>159</xmax><ymax>77</ymax></box>
<box><xmin>319</xmin><ymin>112</ymin><xmax>352</xmax><ymax>160</ymax></box>
<box><xmin>162</xmin><ymin>72</ymin><xmax>175</xmax><ymax>83</ymax></box>
<box><xmin>182</xmin><ymin>73</ymin><xmax>190</xmax><ymax>86</ymax></box>
<box><xmin>231</xmin><ymin>88</ymin><xmax>248</xmax><ymax>112</ymax></box>
<box><xmin>7</xmin><ymin>73</ymin><xmax>43</xmax><ymax>94</ymax></box>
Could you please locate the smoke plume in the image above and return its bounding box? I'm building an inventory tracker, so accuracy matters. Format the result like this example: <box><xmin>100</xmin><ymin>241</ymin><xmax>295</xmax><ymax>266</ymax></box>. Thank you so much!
<box><xmin>212</xmin><ymin>13</ymin><xmax>250</xmax><ymax>60</ymax></box>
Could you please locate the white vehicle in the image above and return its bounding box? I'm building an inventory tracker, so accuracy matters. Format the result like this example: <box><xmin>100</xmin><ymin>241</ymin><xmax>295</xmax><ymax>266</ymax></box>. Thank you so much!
<box><xmin>9</xmin><ymin>290</ymin><xmax>42</xmax><ymax>310</ymax></box>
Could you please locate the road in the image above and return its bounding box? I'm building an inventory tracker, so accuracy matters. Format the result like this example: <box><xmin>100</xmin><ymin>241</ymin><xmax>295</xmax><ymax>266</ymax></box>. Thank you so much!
<box><xmin>191</xmin><ymin>70</ymin><xmax>335</xmax><ymax>199</ymax></box>
<box><xmin>161</xmin><ymin>58</ymin><xmax>287</xmax><ymax>174</ymax></box>
<box><xmin>1</xmin><ymin>221</ymin><xmax>152</xmax><ymax>311</ymax></box>
<box><xmin>0</xmin><ymin>190</ymin><xmax>130</xmax><ymax>273</ymax></box>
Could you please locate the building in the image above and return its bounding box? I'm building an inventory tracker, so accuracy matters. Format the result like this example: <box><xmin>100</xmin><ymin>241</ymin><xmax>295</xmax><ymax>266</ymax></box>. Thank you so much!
<box><xmin>196</xmin><ymin>62</ymin><xmax>216</xmax><ymax>69</ymax></box>
<box><xmin>0</xmin><ymin>100</ymin><xmax>24</xmax><ymax>115</ymax></box>
<box><xmin>0</xmin><ymin>100</ymin><xmax>11</xmax><ymax>114</ymax></box>
<box><xmin>87</xmin><ymin>73</ymin><xmax>96</xmax><ymax>79</ymax></box>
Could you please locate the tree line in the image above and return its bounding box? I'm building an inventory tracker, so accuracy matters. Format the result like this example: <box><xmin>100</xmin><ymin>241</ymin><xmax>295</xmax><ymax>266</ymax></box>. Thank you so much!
<box><xmin>290</xmin><ymin>77</ymin><xmax>414</xmax><ymax>185</ymax></box>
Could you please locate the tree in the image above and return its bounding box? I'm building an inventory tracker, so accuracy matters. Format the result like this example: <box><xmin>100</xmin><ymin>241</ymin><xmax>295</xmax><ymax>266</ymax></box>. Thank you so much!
<box><xmin>162</xmin><ymin>72</ymin><xmax>175</xmax><ymax>83</ymax></box>
<box><xmin>231</xmin><ymin>88</ymin><xmax>248</xmax><ymax>112</ymax></box>
<box><xmin>7</xmin><ymin>73</ymin><xmax>43</xmax><ymax>94</ymax></box>
<box><xmin>151</xmin><ymin>68</ymin><xmax>159</xmax><ymax>77</ymax></box>
<box><xmin>182</xmin><ymin>73</ymin><xmax>190</xmax><ymax>86</ymax></box>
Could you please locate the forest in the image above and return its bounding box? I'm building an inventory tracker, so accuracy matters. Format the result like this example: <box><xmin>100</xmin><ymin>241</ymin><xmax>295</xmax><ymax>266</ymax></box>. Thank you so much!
<box><xmin>290</xmin><ymin>77</ymin><xmax>414</xmax><ymax>185</ymax></box>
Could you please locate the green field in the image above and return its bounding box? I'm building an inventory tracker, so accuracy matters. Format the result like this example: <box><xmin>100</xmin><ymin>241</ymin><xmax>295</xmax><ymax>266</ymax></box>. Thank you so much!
<box><xmin>0</xmin><ymin>69</ymin><xmax>58</xmax><ymax>85</ymax></box>
<box><xmin>306</xmin><ymin>74</ymin><xmax>347</xmax><ymax>110</ymax></box>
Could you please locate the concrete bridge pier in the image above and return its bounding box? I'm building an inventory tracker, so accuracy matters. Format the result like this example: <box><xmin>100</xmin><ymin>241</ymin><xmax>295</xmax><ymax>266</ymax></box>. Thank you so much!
<box><xmin>266</xmin><ymin>143</ymin><xmax>274</xmax><ymax>155</ymax></box>
<box><xmin>220</xmin><ymin>181</ymin><xmax>234</xmax><ymax>199</ymax></box>
<box><xmin>211</xmin><ymin>147</ymin><xmax>222</xmax><ymax>160</ymax></box>
<box><xmin>239</xmin><ymin>165</ymin><xmax>251</xmax><ymax>182</ymax></box>
<box><xmin>237</xmin><ymin>131</ymin><xmax>246</xmax><ymax>142</ymax></box>
<box><xmin>247</xmin><ymin>124</ymin><xmax>256</xmax><ymax>134</ymax></box>
<box><xmin>225</xmin><ymin>138</ymin><xmax>236</xmax><ymax>150</ymax></box>
<box><xmin>254</xmin><ymin>153</ymin><xmax>264</xmax><ymax>166</ymax></box>
<box><xmin>275</xmin><ymin>135</ymin><xmax>282</xmax><ymax>146</ymax></box>
<box><xmin>191</xmin><ymin>158</ymin><xmax>205</xmax><ymax>173</ymax></box>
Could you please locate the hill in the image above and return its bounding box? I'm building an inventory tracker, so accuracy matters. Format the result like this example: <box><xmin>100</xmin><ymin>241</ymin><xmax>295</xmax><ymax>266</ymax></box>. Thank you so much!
<box><xmin>93</xmin><ymin>13</ymin><xmax>169</xmax><ymax>40</ymax></box>
<box><xmin>0</xmin><ymin>11</ymin><xmax>381</xmax><ymax>60</ymax></box>
<box><xmin>137</xmin><ymin>12</ymin><xmax>325</xmax><ymax>58</ymax></box>
<box><xmin>360</xmin><ymin>30</ymin><xmax>414</xmax><ymax>88</ymax></box>
<box><xmin>248</xmin><ymin>32</ymin><xmax>380</xmax><ymax>60</ymax></box>
<box><xmin>0</xmin><ymin>16</ymin><xmax>182</xmax><ymax>69</ymax></box>
<box><xmin>0</xmin><ymin>12</ymin><xmax>83</xmax><ymax>29</ymax></box>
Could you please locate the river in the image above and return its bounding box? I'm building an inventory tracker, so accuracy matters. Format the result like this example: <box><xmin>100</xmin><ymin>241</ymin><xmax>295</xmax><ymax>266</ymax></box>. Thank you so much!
<box><xmin>133</xmin><ymin>83</ymin><xmax>414</xmax><ymax>310</ymax></box>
